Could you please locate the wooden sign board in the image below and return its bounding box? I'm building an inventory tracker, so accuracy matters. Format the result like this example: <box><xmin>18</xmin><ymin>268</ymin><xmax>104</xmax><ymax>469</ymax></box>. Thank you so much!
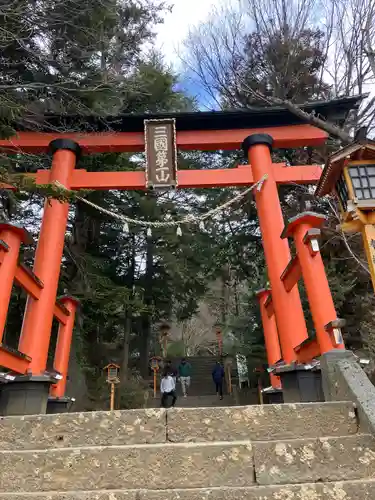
<box><xmin>144</xmin><ymin>119</ymin><xmax>177</xmax><ymax>189</ymax></box>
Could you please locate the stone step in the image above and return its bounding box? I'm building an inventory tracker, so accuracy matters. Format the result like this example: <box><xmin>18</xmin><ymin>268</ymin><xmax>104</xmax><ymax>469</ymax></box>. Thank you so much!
<box><xmin>1</xmin><ymin>434</ymin><xmax>374</xmax><ymax>493</ymax></box>
<box><xmin>1</xmin><ymin>481</ymin><xmax>375</xmax><ymax>499</ymax></box>
<box><xmin>175</xmin><ymin>396</ymin><xmax>236</xmax><ymax>408</ymax></box>
<box><xmin>166</xmin><ymin>402</ymin><xmax>357</xmax><ymax>443</ymax></box>
<box><xmin>0</xmin><ymin>409</ymin><xmax>167</xmax><ymax>450</ymax></box>
<box><xmin>253</xmin><ymin>434</ymin><xmax>375</xmax><ymax>485</ymax></box>
<box><xmin>174</xmin><ymin>388</ymin><xmax>231</xmax><ymax>396</ymax></box>
<box><xmin>0</xmin><ymin>402</ymin><xmax>357</xmax><ymax>450</ymax></box>
<box><xmin>180</xmin><ymin>382</ymin><xmax>230</xmax><ymax>387</ymax></box>
<box><xmin>148</xmin><ymin>395</ymin><xmax>236</xmax><ymax>409</ymax></box>
<box><xmin>0</xmin><ymin>442</ymin><xmax>254</xmax><ymax>493</ymax></box>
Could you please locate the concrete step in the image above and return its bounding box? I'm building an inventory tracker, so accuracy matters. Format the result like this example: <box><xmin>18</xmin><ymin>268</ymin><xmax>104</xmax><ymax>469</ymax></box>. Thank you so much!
<box><xmin>166</xmin><ymin>402</ymin><xmax>357</xmax><ymax>443</ymax></box>
<box><xmin>0</xmin><ymin>402</ymin><xmax>357</xmax><ymax>450</ymax></box>
<box><xmin>253</xmin><ymin>434</ymin><xmax>375</xmax><ymax>485</ymax></box>
<box><xmin>2</xmin><ymin>481</ymin><xmax>375</xmax><ymax>499</ymax></box>
<box><xmin>0</xmin><ymin>442</ymin><xmax>254</xmax><ymax>492</ymax></box>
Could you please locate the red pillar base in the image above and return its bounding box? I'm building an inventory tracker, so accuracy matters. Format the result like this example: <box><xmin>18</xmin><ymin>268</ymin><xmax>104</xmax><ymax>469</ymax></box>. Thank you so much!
<box><xmin>0</xmin><ymin>374</ymin><xmax>58</xmax><ymax>416</ymax></box>
<box><xmin>274</xmin><ymin>363</ymin><xmax>324</xmax><ymax>403</ymax></box>
<box><xmin>262</xmin><ymin>386</ymin><xmax>284</xmax><ymax>404</ymax></box>
<box><xmin>46</xmin><ymin>396</ymin><xmax>75</xmax><ymax>414</ymax></box>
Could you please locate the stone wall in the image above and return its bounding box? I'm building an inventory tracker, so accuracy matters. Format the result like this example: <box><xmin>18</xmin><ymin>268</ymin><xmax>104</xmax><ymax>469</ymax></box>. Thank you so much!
<box><xmin>321</xmin><ymin>350</ymin><xmax>375</xmax><ymax>434</ymax></box>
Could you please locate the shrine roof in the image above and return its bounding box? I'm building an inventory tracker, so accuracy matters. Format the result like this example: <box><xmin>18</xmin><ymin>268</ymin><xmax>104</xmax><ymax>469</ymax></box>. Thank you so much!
<box><xmin>20</xmin><ymin>95</ymin><xmax>363</xmax><ymax>133</ymax></box>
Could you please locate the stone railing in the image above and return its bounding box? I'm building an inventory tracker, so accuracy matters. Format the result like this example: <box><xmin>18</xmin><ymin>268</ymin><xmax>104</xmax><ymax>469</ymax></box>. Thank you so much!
<box><xmin>321</xmin><ymin>350</ymin><xmax>375</xmax><ymax>434</ymax></box>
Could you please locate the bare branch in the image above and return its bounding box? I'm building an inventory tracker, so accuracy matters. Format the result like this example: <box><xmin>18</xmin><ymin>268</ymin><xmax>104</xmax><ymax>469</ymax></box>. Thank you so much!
<box><xmin>182</xmin><ymin>0</ymin><xmax>375</xmax><ymax>139</ymax></box>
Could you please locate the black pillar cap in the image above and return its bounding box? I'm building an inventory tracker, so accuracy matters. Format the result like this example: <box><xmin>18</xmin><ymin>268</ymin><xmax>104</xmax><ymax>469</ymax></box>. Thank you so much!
<box><xmin>49</xmin><ymin>139</ymin><xmax>81</xmax><ymax>159</ymax></box>
<box><xmin>242</xmin><ymin>133</ymin><xmax>274</xmax><ymax>156</ymax></box>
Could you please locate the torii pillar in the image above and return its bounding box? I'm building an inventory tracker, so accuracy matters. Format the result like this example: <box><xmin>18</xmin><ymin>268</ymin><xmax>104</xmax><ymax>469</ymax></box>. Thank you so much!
<box><xmin>0</xmin><ymin>224</ymin><xmax>33</xmax><ymax>344</ymax></box>
<box><xmin>15</xmin><ymin>139</ymin><xmax>81</xmax><ymax>411</ymax></box>
<box><xmin>256</xmin><ymin>288</ymin><xmax>283</xmax><ymax>403</ymax></box>
<box><xmin>19</xmin><ymin>139</ymin><xmax>80</xmax><ymax>374</ymax></box>
<box><xmin>243</xmin><ymin>134</ymin><xmax>309</xmax><ymax>363</ymax></box>
<box><xmin>48</xmin><ymin>296</ymin><xmax>80</xmax><ymax>413</ymax></box>
<box><xmin>281</xmin><ymin>212</ymin><xmax>345</xmax><ymax>353</ymax></box>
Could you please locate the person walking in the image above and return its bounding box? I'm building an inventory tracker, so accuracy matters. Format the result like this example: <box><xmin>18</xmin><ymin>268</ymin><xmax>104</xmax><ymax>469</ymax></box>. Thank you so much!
<box><xmin>212</xmin><ymin>360</ymin><xmax>225</xmax><ymax>400</ymax></box>
<box><xmin>160</xmin><ymin>370</ymin><xmax>177</xmax><ymax>408</ymax></box>
<box><xmin>178</xmin><ymin>357</ymin><xmax>192</xmax><ymax>398</ymax></box>
<box><xmin>164</xmin><ymin>359</ymin><xmax>178</xmax><ymax>386</ymax></box>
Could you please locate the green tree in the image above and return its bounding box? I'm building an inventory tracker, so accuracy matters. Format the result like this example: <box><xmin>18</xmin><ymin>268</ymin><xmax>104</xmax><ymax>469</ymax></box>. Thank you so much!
<box><xmin>1</xmin><ymin>0</ymin><xmax>217</xmax><ymax>408</ymax></box>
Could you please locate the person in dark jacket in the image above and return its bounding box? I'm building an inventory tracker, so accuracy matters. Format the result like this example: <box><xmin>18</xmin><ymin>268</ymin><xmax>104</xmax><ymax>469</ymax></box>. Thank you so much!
<box><xmin>212</xmin><ymin>361</ymin><xmax>225</xmax><ymax>400</ymax></box>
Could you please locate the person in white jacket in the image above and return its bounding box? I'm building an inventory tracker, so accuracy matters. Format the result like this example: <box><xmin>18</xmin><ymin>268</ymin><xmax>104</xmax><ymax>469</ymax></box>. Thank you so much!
<box><xmin>160</xmin><ymin>370</ymin><xmax>177</xmax><ymax>408</ymax></box>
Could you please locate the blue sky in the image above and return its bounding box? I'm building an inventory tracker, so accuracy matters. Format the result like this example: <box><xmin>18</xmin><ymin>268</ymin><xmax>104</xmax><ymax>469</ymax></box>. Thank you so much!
<box><xmin>155</xmin><ymin>0</ymin><xmax>216</xmax><ymax>68</ymax></box>
<box><xmin>154</xmin><ymin>0</ymin><xmax>219</xmax><ymax>109</ymax></box>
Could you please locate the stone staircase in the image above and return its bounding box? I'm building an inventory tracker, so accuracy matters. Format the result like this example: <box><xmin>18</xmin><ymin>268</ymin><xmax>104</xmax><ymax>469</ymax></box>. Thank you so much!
<box><xmin>170</xmin><ymin>356</ymin><xmax>238</xmax><ymax>396</ymax></box>
<box><xmin>1</xmin><ymin>401</ymin><xmax>375</xmax><ymax>498</ymax></box>
<box><xmin>148</xmin><ymin>394</ymin><xmax>236</xmax><ymax>408</ymax></box>
<box><xmin>173</xmin><ymin>395</ymin><xmax>236</xmax><ymax>408</ymax></box>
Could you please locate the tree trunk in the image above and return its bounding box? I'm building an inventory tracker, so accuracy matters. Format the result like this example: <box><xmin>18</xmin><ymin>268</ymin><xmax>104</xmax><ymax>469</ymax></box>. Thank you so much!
<box><xmin>120</xmin><ymin>233</ymin><xmax>136</xmax><ymax>384</ymax></box>
<box><xmin>121</xmin><ymin>315</ymin><xmax>132</xmax><ymax>383</ymax></box>
<box><xmin>139</xmin><ymin>230</ymin><xmax>154</xmax><ymax>378</ymax></box>
<box><xmin>65</xmin><ymin>334</ymin><xmax>90</xmax><ymax>411</ymax></box>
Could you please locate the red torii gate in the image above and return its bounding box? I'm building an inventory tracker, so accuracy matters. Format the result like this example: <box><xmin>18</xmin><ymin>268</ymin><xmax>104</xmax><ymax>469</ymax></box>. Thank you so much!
<box><xmin>0</xmin><ymin>99</ymin><xmax>358</xmax><ymax>413</ymax></box>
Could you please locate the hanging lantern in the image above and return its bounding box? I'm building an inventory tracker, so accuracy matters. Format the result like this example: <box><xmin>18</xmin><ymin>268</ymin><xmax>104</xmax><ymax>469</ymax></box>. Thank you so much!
<box><xmin>315</xmin><ymin>137</ymin><xmax>375</xmax><ymax>292</ymax></box>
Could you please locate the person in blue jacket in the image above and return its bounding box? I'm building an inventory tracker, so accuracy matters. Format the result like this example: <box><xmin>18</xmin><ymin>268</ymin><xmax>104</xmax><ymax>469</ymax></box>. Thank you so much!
<box><xmin>212</xmin><ymin>360</ymin><xmax>225</xmax><ymax>400</ymax></box>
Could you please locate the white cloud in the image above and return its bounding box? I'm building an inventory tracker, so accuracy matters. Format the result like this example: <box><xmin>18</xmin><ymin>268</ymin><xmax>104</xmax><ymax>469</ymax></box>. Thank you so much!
<box><xmin>155</xmin><ymin>0</ymin><xmax>216</xmax><ymax>67</ymax></box>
